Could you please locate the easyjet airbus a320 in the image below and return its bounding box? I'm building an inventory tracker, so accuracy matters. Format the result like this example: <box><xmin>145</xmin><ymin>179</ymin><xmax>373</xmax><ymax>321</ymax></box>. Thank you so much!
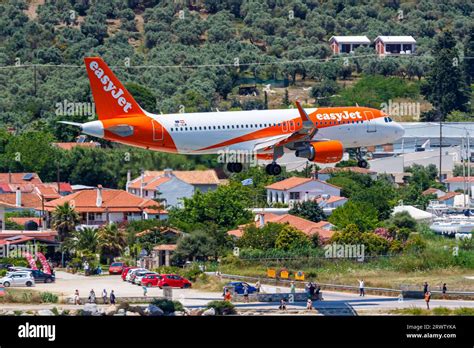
<box><xmin>61</xmin><ymin>57</ymin><xmax>405</xmax><ymax>175</ymax></box>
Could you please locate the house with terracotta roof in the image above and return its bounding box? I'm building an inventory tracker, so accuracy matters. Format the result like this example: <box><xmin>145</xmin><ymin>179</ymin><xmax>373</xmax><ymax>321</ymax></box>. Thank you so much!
<box><xmin>0</xmin><ymin>172</ymin><xmax>42</xmax><ymax>185</ymax></box>
<box><xmin>443</xmin><ymin>177</ymin><xmax>474</xmax><ymax>193</ymax></box>
<box><xmin>42</xmin><ymin>186</ymin><xmax>168</xmax><ymax>230</ymax></box>
<box><xmin>265</xmin><ymin>175</ymin><xmax>341</xmax><ymax>205</ymax></box>
<box><xmin>437</xmin><ymin>192</ymin><xmax>463</xmax><ymax>207</ymax></box>
<box><xmin>422</xmin><ymin>187</ymin><xmax>446</xmax><ymax>199</ymax></box>
<box><xmin>227</xmin><ymin>212</ymin><xmax>335</xmax><ymax>242</ymax></box>
<box><xmin>127</xmin><ymin>169</ymin><xmax>220</xmax><ymax>207</ymax></box>
<box><xmin>316</xmin><ymin>195</ymin><xmax>348</xmax><ymax>214</ymax></box>
<box><xmin>316</xmin><ymin>167</ymin><xmax>378</xmax><ymax>182</ymax></box>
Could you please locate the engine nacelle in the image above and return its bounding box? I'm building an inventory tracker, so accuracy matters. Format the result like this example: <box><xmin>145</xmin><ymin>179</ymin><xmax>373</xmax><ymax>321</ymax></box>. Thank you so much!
<box><xmin>295</xmin><ymin>140</ymin><xmax>344</xmax><ymax>163</ymax></box>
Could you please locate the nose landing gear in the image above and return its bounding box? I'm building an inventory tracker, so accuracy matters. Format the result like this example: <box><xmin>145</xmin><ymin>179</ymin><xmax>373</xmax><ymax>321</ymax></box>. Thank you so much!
<box><xmin>355</xmin><ymin>148</ymin><xmax>369</xmax><ymax>168</ymax></box>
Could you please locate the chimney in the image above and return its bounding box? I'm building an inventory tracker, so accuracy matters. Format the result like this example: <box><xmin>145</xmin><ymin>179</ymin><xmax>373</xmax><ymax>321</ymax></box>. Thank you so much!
<box><xmin>126</xmin><ymin>170</ymin><xmax>131</xmax><ymax>192</ymax></box>
<box><xmin>15</xmin><ymin>187</ymin><xmax>21</xmax><ymax>207</ymax></box>
<box><xmin>304</xmin><ymin>191</ymin><xmax>309</xmax><ymax>201</ymax></box>
<box><xmin>96</xmin><ymin>185</ymin><xmax>103</xmax><ymax>208</ymax></box>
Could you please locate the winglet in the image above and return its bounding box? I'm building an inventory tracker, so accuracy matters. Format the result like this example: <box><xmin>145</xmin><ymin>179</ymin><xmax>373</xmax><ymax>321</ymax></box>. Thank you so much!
<box><xmin>295</xmin><ymin>100</ymin><xmax>310</xmax><ymax>122</ymax></box>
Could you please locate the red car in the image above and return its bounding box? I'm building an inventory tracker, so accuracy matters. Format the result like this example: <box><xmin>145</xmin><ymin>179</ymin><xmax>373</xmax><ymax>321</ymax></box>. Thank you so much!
<box><xmin>121</xmin><ymin>267</ymin><xmax>137</xmax><ymax>281</ymax></box>
<box><xmin>157</xmin><ymin>274</ymin><xmax>192</xmax><ymax>289</ymax></box>
<box><xmin>141</xmin><ymin>274</ymin><xmax>163</xmax><ymax>287</ymax></box>
<box><xmin>109</xmin><ymin>262</ymin><xmax>127</xmax><ymax>275</ymax></box>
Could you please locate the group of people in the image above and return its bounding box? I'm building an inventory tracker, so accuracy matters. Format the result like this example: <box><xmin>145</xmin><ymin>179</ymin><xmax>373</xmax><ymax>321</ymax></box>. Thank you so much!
<box><xmin>423</xmin><ymin>281</ymin><xmax>447</xmax><ymax>309</ymax></box>
<box><xmin>73</xmin><ymin>289</ymin><xmax>116</xmax><ymax>305</ymax></box>
<box><xmin>305</xmin><ymin>281</ymin><xmax>321</xmax><ymax>300</ymax></box>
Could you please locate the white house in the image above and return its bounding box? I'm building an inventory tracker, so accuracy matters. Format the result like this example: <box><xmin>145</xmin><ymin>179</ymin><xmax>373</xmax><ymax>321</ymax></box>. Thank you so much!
<box><xmin>443</xmin><ymin>177</ymin><xmax>474</xmax><ymax>193</ymax></box>
<box><xmin>329</xmin><ymin>36</ymin><xmax>371</xmax><ymax>54</ymax></box>
<box><xmin>265</xmin><ymin>176</ymin><xmax>341</xmax><ymax>205</ymax></box>
<box><xmin>375</xmin><ymin>36</ymin><xmax>416</xmax><ymax>56</ymax></box>
<box><xmin>316</xmin><ymin>167</ymin><xmax>378</xmax><ymax>182</ymax></box>
<box><xmin>127</xmin><ymin>169</ymin><xmax>220</xmax><ymax>207</ymax></box>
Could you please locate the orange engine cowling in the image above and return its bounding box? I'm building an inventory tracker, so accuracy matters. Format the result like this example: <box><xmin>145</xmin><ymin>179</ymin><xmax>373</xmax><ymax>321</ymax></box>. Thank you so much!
<box><xmin>295</xmin><ymin>140</ymin><xmax>344</xmax><ymax>163</ymax></box>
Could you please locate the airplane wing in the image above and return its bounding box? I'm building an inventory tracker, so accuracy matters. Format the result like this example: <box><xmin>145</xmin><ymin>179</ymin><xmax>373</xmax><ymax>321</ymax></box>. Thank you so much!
<box><xmin>253</xmin><ymin>101</ymin><xmax>319</xmax><ymax>154</ymax></box>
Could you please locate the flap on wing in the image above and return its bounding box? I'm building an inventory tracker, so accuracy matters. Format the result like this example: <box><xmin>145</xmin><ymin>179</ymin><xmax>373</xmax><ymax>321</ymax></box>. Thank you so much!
<box><xmin>253</xmin><ymin>134</ymin><xmax>293</xmax><ymax>152</ymax></box>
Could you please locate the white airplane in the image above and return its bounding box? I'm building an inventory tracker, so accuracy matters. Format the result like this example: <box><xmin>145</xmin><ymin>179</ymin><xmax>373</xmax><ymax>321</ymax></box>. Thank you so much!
<box><xmin>61</xmin><ymin>57</ymin><xmax>405</xmax><ymax>175</ymax></box>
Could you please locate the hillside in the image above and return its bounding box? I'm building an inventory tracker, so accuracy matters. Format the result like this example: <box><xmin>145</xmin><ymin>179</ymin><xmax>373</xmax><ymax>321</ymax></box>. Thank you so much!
<box><xmin>0</xmin><ymin>0</ymin><xmax>473</xmax><ymax>138</ymax></box>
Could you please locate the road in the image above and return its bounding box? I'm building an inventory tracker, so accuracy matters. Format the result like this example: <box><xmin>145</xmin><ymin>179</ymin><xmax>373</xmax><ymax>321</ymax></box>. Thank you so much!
<box><xmin>5</xmin><ymin>272</ymin><xmax>474</xmax><ymax>314</ymax></box>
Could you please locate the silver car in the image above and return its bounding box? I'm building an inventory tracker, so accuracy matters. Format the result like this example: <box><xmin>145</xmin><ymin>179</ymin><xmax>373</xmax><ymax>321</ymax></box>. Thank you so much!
<box><xmin>0</xmin><ymin>272</ymin><xmax>35</xmax><ymax>287</ymax></box>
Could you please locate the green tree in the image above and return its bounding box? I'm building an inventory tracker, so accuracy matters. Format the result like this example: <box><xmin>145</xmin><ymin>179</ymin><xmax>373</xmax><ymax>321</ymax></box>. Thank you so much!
<box><xmin>275</xmin><ymin>224</ymin><xmax>311</xmax><ymax>251</ymax></box>
<box><xmin>237</xmin><ymin>222</ymin><xmax>283</xmax><ymax>250</ymax></box>
<box><xmin>329</xmin><ymin>201</ymin><xmax>378</xmax><ymax>232</ymax></box>
<box><xmin>421</xmin><ymin>31</ymin><xmax>469</xmax><ymax>120</ymax></box>
<box><xmin>51</xmin><ymin>202</ymin><xmax>80</xmax><ymax>242</ymax></box>
<box><xmin>98</xmin><ymin>224</ymin><xmax>127</xmax><ymax>263</ymax></box>
<box><xmin>289</xmin><ymin>200</ymin><xmax>326</xmax><ymax>222</ymax></box>
<box><xmin>64</xmin><ymin>227</ymin><xmax>99</xmax><ymax>254</ymax></box>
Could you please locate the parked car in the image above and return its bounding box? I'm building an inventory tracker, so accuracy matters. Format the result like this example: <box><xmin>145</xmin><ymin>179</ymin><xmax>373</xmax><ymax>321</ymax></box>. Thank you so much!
<box><xmin>157</xmin><ymin>274</ymin><xmax>192</xmax><ymax>289</ymax></box>
<box><xmin>127</xmin><ymin>268</ymin><xmax>147</xmax><ymax>283</ymax></box>
<box><xmin>7</xmin><ymin>266</ymin><xmax>32</xmax><ymax>272</ymax></box>
<box><xmin>133</xmin><ymin>271</ymin><xmax>157</xmax><ymax>285</ymax></box>
<box><xmin>224</xmin><ymin>282</ymin><xmax>257</xmax><ymax>295</ymax></box>
<box><xmin>141</xmin><ymin>274</ymin><xmax>163</xmax><ymax>287</ymax></box>
<box><xmin>0</xmin><ymin>272</ymin><xmax>35</xmax><ymax>287</ymax></box>
<box><xmin>109</xmin><ymin>262</ymin><xmax>127</xmax><ymax>275</ymax></box>
<box><xmin>30</xmin><ymin>270</ymin><xmax>55</xmax><ymax>283</ymax></box>
<box><xmin>0</xmin><ymin>263</ymin><xmax>13</xmax><ymax>270</ymax></box>
<box><xmin>121</xmin><ymin>267</ymin><xmax>137</xmax><ymax>281</ymax></box>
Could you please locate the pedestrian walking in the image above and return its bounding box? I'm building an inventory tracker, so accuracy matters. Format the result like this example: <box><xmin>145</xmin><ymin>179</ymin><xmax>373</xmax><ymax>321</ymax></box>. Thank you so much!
<box><xmin>102</xmin><ymin>289</ymin><xmax>108</xmax><ymax>304</ymax></box>
<box><xmin>279</xmin><ymin>298</ymin><xmax>287</xmax><ymax>311</ymax></box>
<box><xmin>88</xmin><ymin>289</ymin><xmax>96</xmax><ymax>304</ymax></box>
<box><xmin>358</xmin><ymin>279</ymin><xmax>365</xmax><ymax>297</ymax></box>
<box><xmin>74</xmin><ymin>289</ymin><xmax>80</xmax><ymax>305</ymax></box>
<box><xmin>424</xmin><ymin>291</ymin><xmax>431</xmax><ymax>310</ymax></box>
<box><xmin>290</xmin><ymin>281</ymin><xmax>296</xmax><ymax>294</ymax></box>
<box><xmin>224</xmin><ymin>289</ymin><xmax>232</xmax><ymax>302</ymax></box>
<box><xmin>306</xmin><ymin>298</ymin><xmax>313</xmax><ymax>310</ymax></box>
<box><xmin>110</xmin><ymin>290</ymin><xmax>116</xmax><ymax>305</ymax></box>
<box><xmin>442</xmin><ymin>283</ymin><xmax>447</xmax><ymax>299</ymax></box>
<box><xmin>255</xmin><ymin>280</ymin><xmax>261</xmax><ymax>293</ymax></box>
<box><xmin>243</xmin><ymin>283</ymin><xmax>249</xmax><ymax>303</ymax></box>
<box><xmin>423</xmin><ymin>282</ymin><xmax>429</xmax><ymax>295</ymax></box>
<box><xmin>83</xmin><ymin>261</ymin><xmax>89</xmax><ymax>276</ymax></box>
<box><xmin>143</xmin><ymin>286</ymin><xmax>148</xmax><ymax>297</ymax></box>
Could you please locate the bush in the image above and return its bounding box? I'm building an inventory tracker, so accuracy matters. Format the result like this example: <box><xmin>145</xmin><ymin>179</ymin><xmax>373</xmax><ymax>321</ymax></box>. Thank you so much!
<box><xmin>151</xmin><ymin>299</ymin><xmax>184</xmax><ymax>314</ymax></box>
<box><xmin>40</xmin><ymin>292</ymin><xmax>59</xmax><ymax>303</ymax></box>
<box><xmin>206</xmin><ymin>300</ymin><xmax>236</xmax><ymax>315</ymax></box>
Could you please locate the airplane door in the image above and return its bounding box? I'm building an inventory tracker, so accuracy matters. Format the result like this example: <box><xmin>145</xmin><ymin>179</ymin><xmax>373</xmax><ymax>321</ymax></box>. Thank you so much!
<box><xmin>364</xmin><ymin>111</ymin><xmax>376</xmax><ymax>133</ymax></box>
<box><xmin>151</xmin><ymin>119</ymin><xmax>164</xmax><ymax>142</ymax></box>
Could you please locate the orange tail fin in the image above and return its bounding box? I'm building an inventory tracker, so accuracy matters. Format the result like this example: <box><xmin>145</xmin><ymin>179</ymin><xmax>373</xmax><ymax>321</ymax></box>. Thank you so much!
<box><xmin>84</xmin><ymin>57</ymin><xmax>145</xmax><ymax>120</ymax></box>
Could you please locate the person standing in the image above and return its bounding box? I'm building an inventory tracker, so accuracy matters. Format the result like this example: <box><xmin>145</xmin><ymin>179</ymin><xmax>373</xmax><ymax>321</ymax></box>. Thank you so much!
<box><xmin>423</xmin><ymin>282</ymin><xmax>429</xmax><ymax>295</ymax></box>
<box><xmin>315</xmin><ymin>284</ymin><xmax>321</xmax><ymax>300</ymax></box>
<box><xmin>224</xmin><ymin>289</ymin><xmax>232</xmax><ymax>302</ymax></box>
<box><xmin>143</xmin><ymin>285</ymin><xmax>148</xmax><ymax>297</ymax></box>
<box><xmin>306</xmin><ymin>298</ymin><xmax>313</xmax><ymax>310</ymax></box>
<box><xmin>110</xmin><ymin>290</ymin><xmax>116</xmax><ymax>305</ymax></box>
<box><xmin>424</xmin><ymin>291</ymin><xmax>431</xmax><ymax>310</ymax></box>
<box><xmin>279</xmin><ymin>298</ymin><xmax>287</xmax><ymax>311</ymax></box>
<box><xmin>74</xmin><ymin>289</ymin><xmax>80</xmax><ymax>305</ymax></box>
<box><xmin>102</xmin><ymin>289</ymin><xmax>108</xmax><ymax>304</ymax></box>
<box><xmin>309</xmin><ymin>282</ymin><xmax>315</xmax><ymax>299</ymax></box>
<box><xmin>255</xmin><ymin>280</ymin><xmax>261</xmax><ymax>293</ymax></box>
<box><xmin>83</xmin><ymin>261</ymin><xmax>89</xmax><ymax>276</ymax></box>
<box><xmin>290</xmin><ymin>281</ymin><xmax>296</xmax><ymax>294</ymax></box>
<box><xmin>88</xmin><ymin>289</ymin><xmax>96</xmax><ymax>304</ymax></box>
<box><xmin>243</xmin><ymin>283</ymin><xmax>249</xmax><ymax>303</ymax></box>
<box><xmin>442</xmin><ymin>283</ymin><xmax>447</xmax><ymax>299</ymax></box>
<box><xmin>358</xmin><ymin>279</ymin><xmax>365</xmax><ymax>297</ymax></box>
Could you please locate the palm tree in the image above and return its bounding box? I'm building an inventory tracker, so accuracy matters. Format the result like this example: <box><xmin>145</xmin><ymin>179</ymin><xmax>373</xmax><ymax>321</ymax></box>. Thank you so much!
<box><xmin>64</xmin><ymin>227</ymin><xmax>99</xmax><ymax>254</ymax></box>
<box><xmin>52</xmin><ymin>202</ymin><xmax>80</xmax><ymax>242</ymax></box>
<box><xmin>98</xmin><ymin>223</ymin><xmax>127</xmax><ymax>264</ymax></box>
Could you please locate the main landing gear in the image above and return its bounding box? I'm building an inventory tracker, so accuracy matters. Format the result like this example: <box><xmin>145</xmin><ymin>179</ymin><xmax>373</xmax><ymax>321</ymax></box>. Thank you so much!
<box><xmin>227</xmin><ymin>162</ymin><xmax>243</xmax><ymax>173</ymax></box>
<box><xmin>265</xmin><ymin>162</ymin><xmax>282</xmax><ymax>176</ymax></box>
<box><xmin>355</xmin><ymin>148</ymin><xmax>368</xmax><ymax>168</ymax></box>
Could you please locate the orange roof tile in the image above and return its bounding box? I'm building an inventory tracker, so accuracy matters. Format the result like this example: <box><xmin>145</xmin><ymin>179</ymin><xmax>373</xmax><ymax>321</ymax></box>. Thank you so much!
<box><xmin>422</xmin><ymin>188</ymin><xmax>444</xmax><ymax>196</ymax></box>
<box><xmin>444</xmin><ymin>177</ymin><xmax>474</xmax><ymax>183</ymax></box>
<box><xmin>316</xmin><ymin>196</ymin><xmax>347</xmax><ymax>204</ymax></box>
<box><xmin>317</xmin><ymin>167</ymin><xmax>376</xmax><ymax>175</ymax></box>
<box><xmin>144</xmin><ymin>170</ymin><xmax>220</xmax><ymax>185</ymax></box>
<box><xmin>53</xmin><ymin>142</ymin><xmax>99</xmax><ymax>150</ymax></box>
<box><xmin>438</xmin><ymin>192</ymin><xmax>461</xmax><ymax>201</ymax></box>
<box><xmin>8</xmin><ymin>217</ymin><xmax>42</xmax><ymax>226</ymax></box>
<box><xmin>0</xmin><ymin>193</ymin><xmax>42</xmax><ymax>209</ymax></box>
<box><xmin>153</xmin><ymin>244</ymin><xmax>177</xmax><ymax>251</ymax></box>
<box><xmin>265</xmin><ymin>177</ymin><xmax>341</xmax><ymax>190</ymax></box>
<box><xmin>43</xmin><ymin>189</ymin><xmax>167</xmax><ymax>214</ymax></box>
<box><xmin>0</xmin><ymin>173</ymin><xmax>42</xmax><ymax>185</ymax></box>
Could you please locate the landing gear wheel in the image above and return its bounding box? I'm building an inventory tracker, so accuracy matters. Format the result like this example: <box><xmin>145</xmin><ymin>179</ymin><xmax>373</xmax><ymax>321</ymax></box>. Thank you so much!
<box><xmin>227</xmin><ymin>162</ymin><xmax>243</xmax><ymax>173</ymax></box>
<box><xmin>357</xmin><ymin>159</ymin><xmax>368</xmax><ymax>168</ymax></box>
<box><xmin>266</xmin><ymin>163</ymin><xmax>282</xmax><ymax>176</ymax></box>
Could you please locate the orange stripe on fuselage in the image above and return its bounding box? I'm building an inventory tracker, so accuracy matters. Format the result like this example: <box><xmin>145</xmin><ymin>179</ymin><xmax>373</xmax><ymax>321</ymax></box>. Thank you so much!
<box><xmin>197</xmin><ymin>107</ymin><xmax>383</xmax><ymax>151</ymax></box>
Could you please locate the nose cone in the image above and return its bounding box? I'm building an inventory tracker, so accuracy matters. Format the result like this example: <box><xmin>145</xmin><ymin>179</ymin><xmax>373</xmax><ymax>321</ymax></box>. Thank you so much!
<box><xmin>393</xmin><ymin>122</ymin><xmax>405</xmax><ymax>139</ymax></box>
<box><xmin>82</xmin><ymin>120</ymin><xmax>104</xmax><ymax>138</ymax></box>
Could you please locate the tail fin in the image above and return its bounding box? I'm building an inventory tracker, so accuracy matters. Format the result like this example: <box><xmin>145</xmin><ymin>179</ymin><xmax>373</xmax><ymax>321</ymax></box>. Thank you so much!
<box><xmin>84</xmin><ymin>57</ymin><xmax>145</xmax><ymax>120</ymax></box>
